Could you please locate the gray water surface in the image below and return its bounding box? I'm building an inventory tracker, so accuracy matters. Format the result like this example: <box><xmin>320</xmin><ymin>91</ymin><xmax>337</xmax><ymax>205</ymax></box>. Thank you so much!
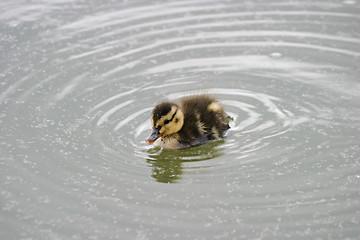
<box><xmin>1</xmin><ymin>0</ymin><xmax>360</xmax><ymax>239</ymax></box>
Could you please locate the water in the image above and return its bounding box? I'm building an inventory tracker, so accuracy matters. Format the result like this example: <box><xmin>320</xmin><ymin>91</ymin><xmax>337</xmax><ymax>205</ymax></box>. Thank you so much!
<box><xmin>1</xmin><ymin>0</ymin><xmax>360</xmax><ymax>239</ymax></box>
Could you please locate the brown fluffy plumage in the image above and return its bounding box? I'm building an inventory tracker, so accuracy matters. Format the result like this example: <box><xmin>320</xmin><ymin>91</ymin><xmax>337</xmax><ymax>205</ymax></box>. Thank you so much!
<box><xmin>146</xmin><ymin>95</ymin><xmax>230</xmax><ymax>149</ymax></box>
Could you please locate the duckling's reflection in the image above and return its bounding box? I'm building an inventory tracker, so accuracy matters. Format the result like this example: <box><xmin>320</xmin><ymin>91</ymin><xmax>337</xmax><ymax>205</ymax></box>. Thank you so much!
<box><xmin>146</xmin><ymin>140</ymin><xmax>225</xmax><ymax>183</ymax></box>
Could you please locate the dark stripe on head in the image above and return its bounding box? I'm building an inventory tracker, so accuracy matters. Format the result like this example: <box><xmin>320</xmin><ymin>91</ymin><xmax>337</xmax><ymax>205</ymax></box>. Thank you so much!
<box><xmin>152</xmin><ymin>102</ymin><xmax>173</xmax><ymax>123</ymax></box>
<box><xmin>169</xmin><ymin>110</ymin><xmax>177</xmax><ymax>122</ymax></box>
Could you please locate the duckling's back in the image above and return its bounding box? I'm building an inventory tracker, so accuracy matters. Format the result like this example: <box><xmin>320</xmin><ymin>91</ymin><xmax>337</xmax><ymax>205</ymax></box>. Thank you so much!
<box><xmin>177</xmin><ymin>95</ymin><xmax>230</xmax><ymax>146</ymax></box>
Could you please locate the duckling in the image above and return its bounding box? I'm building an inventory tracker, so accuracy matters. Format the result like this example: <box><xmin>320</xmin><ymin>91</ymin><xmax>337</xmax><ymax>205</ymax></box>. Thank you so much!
<box><xmin>145</xmin><ymin>94</ymin><xmax>231</xmax><ymax>149</ymax></box>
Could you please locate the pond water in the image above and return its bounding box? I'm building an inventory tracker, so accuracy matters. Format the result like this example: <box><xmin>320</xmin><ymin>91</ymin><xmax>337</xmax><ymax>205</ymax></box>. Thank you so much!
<box><xmin>1</xmin><ymin>0</ymin><xmax>360</xmax><ymax>239</ymax></box>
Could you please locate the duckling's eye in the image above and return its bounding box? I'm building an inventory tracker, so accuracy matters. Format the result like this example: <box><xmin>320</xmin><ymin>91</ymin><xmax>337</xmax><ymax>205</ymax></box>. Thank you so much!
<box><xmin>164</xmin><ymin>119</ymin><xmax>170</xmax><ymax>125</ymax></box>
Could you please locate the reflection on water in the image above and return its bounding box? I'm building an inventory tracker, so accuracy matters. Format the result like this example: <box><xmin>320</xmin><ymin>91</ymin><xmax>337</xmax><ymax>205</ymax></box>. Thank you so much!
<box><xmin>147</xmin><ymin>140</ymin><xmax>225</xmax><ymax>183</ymax></box>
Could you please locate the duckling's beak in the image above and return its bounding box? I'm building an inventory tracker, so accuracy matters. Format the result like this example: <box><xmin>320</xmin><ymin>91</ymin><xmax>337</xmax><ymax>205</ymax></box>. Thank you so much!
<box><xmin>145</xmin><ymin>128</ymin><xmax>162</xmax><ymax>145</ymax></box>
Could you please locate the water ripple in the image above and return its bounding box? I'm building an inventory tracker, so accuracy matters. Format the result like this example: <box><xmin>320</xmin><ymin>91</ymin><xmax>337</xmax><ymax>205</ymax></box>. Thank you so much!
<box><xmin>1</xmin><ymin>0</ymin><xmax>360</xmax><ymax>239</ymax></box>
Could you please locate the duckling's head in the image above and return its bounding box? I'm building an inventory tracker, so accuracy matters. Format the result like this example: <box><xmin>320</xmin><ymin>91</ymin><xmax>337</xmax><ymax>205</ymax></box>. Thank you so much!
<box><xmin>146</xmin><ymin>102</ymin><xmax>184</xmax><ymax>145</ymax></box>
